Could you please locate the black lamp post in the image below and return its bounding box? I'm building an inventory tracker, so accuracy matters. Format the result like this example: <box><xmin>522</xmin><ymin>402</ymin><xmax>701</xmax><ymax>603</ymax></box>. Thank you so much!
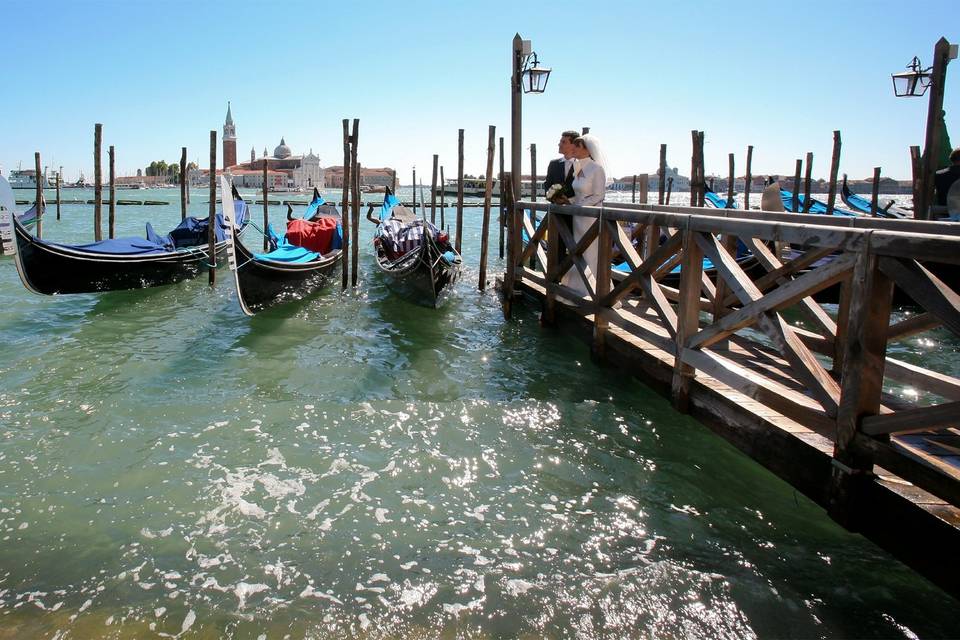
<box><xmin>893</xmin><ymin>38</ymin><xmax>957</xmax><ymax>219</ymax></box>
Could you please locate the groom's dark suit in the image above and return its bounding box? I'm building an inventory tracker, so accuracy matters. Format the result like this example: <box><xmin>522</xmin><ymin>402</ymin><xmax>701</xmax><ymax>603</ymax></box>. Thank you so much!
<box><xmin>543</xmin><ymin>157</ymin><xmax>574</xmax><ymax>196</ymax></box>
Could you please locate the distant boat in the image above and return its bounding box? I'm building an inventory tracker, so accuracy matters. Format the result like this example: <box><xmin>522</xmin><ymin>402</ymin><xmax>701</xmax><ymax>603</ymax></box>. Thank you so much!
<box><xmin>372</xmin><ymin>188</ymin><xmax>461</xmax><ymax>307</ymax></box>
<box><xmin>224</xmin><ymin>183</ymin><xmax>342</xmax><ymax>315</ymax></box>
<box><xmin>1</xmin><ymin>175</ymin><xmax>249</xmax><ymax>295</ymax></box>
<box><xmin>8</xmin><ymin>169</ymin><xmax>50</xmax><ymax>190</ymax></box>
<box><xmin>840</xmin><ymin>175</ymin><xmax>909</xmax><ymax>219</ymax></box>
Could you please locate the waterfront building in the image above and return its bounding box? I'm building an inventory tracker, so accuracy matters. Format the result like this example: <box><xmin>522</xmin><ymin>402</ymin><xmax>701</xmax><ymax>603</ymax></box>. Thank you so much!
<box><xmin>223</xmin><ymin>102</ymin><xmax>237</xmax><ymax>170</ymax></box>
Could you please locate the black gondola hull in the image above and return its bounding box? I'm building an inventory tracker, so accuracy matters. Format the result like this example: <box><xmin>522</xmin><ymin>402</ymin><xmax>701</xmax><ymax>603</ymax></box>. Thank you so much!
<box><xmin>11</xmin><ymin>217</ymin><xmax>226</xmax><ymax>295</ymax></box>
<box><xmin>374</xmin><ymin>242</ymin><xmax>461</xmax><ymax>308</ymax></box>
<box><xmin>230</xmin><ymin>237</ymin><xmax>341</xmax><ymax>314</ymax></box>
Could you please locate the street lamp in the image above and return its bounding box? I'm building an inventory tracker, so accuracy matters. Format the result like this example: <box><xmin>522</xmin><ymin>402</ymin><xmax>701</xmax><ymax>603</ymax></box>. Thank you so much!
<box><xmin>520</xmin><ymin>52</ymin><xmax>552</xmax><ymax>94</ymax></box>
<box><xmin>893</xmin><ymin>38</ymin><xmax>958</xmax><ymax>219</ymax></box>
<box><xmin>891</xmin><ymin>57</ymin><xmax>932</xmax><ymax>97</ymax></box>
<box><xmin>506</xmin><ymin>33</ymin><xmax>550</xmax><ymax>316</ymax></box>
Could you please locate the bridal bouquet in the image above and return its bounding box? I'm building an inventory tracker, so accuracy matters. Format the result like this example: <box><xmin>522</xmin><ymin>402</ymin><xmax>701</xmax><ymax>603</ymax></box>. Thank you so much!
<box><xmin>546</xmin><ymin>182</ymin><xmax>574</xmax><ymax>205</ymax></box>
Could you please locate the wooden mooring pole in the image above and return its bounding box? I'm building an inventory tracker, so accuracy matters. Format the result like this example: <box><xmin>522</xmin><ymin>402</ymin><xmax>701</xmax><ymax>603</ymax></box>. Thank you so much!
<box><xmin>430</xmin><ymin>154</ymin><xmax>438</xmax><ymax>225</ymax></box>
<box><xmin>261</xmin><ymin>154</ymin><xmax>268</xmax><ymax>251</ymax></box>
<box><xmin>498</xmin><ymin>136</ymin><xmax>505</xmax><ymax>259</ymax></box>
<box><xmin>793</xmin><ymin>160</ymin><xmax>802</xmax><ymax>213</ymax></box>
<box><xmin>108</xmin><ymin>145</ymin><xmax>116</xmax><ymax>239</ymax></box>
<box><xmin>917</xmin><ymin>37</ymin><xmax>953</xmax><ymax>220</ymax></box>
<box><xmin>910</xmin><ymin>146</ymin><xmax>922</xmax><ymax>214</ymax></box>
<box><xmin>727</xmin><ymin>153</ymin><xmax>735</xmax><ymax>208</ymax></box>
<box><xmin>658</xmin><ymin>143</ymin><xmax>667</xmax><ymax>205</ymax></box>
<box><xmin>530</xmin><ymin>143</ymin><xmax>537</xmax><ymax>204</ymax></box>
<box><xmin>500</xmin><ymin>172</ymin><xmax>516</xmax><ymax>320</ymax></box>
<box><xmin>94</xmin><ymin>123</ymin><xmax>102</xmax><ymax>241</ymax></box>
<box><xmin>666</xmin><ymin>177</ymin><xmax>674</xmax><ymax>205</ymax></box>
<box><xmin>34</xmin><ymin>152</ymin><xmax>43</xmax><ymax>239</ymax></box>
<box><xmin>55</xmin><ymin>165</ymin><xmax>61</xmax><ymax>221</ymax></box>
<box><xmin>871</xmin><ymin>167</ymin><xmax>881</xmax><ymax>217</ymax></box>
<box><xmin>803</xmin><ymin>152</ymin><xmax>814</xmax><ymax>213</ymax></box>
<box><xmin>340</xmin><ymin>119</ymin><xmax>351</xmax><ymax>289</ymax></box>
<box><xmin>440</xmin><ymin>165</ymin><xmax>446</xmax><ymax>230</ymax></box>
<box><xmin>479</xmin><ymin>125</ymin><xmax>495</xmax><ymax>290</ymax></box>
<box><xmin>744</xmin><ymin>145</ymin><xmax>753</xmax><ymax>211</ymax></box>
<box><xmin>180</xmin><ymin>147</ymin><xmax>187</xmax><ymax>221</ymax></box>
<box><xmin>207</xmin><ymin>130</ymin><xmax>216</xmax><ymax>286</ymax></box>
<box><xmin>351</xmin><ymin>119</ymin><xmax>360</xmax><ymax>288</ymax></box>
<box><xmin>456</xmin><ymin>128</ymin><xmax>464</xmax><ymax>254</ymax></box>
<box><xmin>631</xmin><ymin>174</ymin><xmax>637</xmax><ymax>204</ymax></box>
<box><xmin>826</xmin><ymin>130</ymin><xmax>841</xmax><ymax>216</ymax></box>
<box><xmin>412</xmin><ymin>167</ymin><xmax>417</xmax><ymax>212</ymax></box>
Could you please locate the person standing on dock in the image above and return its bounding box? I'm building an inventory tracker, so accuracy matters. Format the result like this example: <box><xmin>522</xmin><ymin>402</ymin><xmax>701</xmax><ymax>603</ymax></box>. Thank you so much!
<box><xmin>934</xmin><ymin>147</ymin><xmax>960</xmax><ymax>208</ymax></box>
<box><xmin>544</xmin><ymin>130</ymin><xmax>579</xmax><ymax>196</ymax></box>
<box><xmin>561</xmin><ymin>134</ymin><xmax>607</xmax><ymax>296</ymax></box>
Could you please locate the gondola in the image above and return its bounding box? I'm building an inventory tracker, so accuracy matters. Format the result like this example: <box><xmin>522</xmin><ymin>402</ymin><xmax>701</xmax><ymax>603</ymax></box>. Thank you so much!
<box><xmin>223</xmin><ymin>179</ymin><xmax>342</xmax><ymax>315</ymax></box>
<box><xmin>371</xmin><ymin>188</ymin><xmax>461</xmax><ymax>307</ymax></box>
<box><xmin>0</xmin><ymin>175</ymin><xmax>249</xmax><ymax>295</ymax></box>
<box><xmin>840</xmin><ymin>175</ymin><xmax>909</xmax><ymax>218</ymax></box>
<box><xmin>0</xmin><ymin>190</ymin><xmax>40</xmax><ymax>256</ymax></box>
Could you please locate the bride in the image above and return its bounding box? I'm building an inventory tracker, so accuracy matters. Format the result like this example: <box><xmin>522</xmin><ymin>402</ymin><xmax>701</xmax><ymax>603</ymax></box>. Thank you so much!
<box><xmin>561</xmin><ymin>134</ymin><xmax>607</xmax><ymax>296</ymax></box>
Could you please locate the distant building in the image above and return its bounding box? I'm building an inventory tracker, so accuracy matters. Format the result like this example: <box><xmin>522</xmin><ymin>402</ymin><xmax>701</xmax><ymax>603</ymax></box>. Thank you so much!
<box><xmin>223</xmin><ymin>102</ymin><xmax>237</xmax><ymax>170</ymax></box>
<box><xmin>219</xmin><ymin>104</ymin><xmax>323</xmax><ymax>190</ymax></box>
<box><xmin>325</xmin><ymin>166</ymin><xmax>396</xmax><ymax>189</ymax></box>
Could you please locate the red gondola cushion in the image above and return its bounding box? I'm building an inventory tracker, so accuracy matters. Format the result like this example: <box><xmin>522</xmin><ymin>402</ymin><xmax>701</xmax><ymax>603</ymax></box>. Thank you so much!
<box><xmin>286</xmin><ymin>217</ymin><xmax>338</xmax><ymax>254</ymax></box>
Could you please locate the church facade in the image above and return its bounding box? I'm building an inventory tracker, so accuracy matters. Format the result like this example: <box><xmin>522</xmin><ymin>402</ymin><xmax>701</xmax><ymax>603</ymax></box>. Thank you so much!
<box><xmin>220</xmin><ymin>104</ymin><xmax>324</xmax><ymax>191</ymax></box>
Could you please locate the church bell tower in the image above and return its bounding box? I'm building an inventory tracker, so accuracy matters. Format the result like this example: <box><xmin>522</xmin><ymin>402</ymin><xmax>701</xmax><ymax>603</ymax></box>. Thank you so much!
<box><xmin>222</xmin><ymin>102</ymin><xmax>237</xmax><ymax>169</ymax></box>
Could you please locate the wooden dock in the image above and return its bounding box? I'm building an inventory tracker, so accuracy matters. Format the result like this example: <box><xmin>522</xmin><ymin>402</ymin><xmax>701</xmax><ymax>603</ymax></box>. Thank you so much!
<box><xmin>500</xmin><ymin>195</ymin><xmax>960</xmax><ymax>599</ymax></box>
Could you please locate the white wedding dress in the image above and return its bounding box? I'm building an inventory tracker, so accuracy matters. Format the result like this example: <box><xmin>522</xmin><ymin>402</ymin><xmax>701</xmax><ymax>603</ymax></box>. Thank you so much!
<box><xmin>561</xmin><ymin>158</ymin><xmax>606</xmax><ymax>296</ymax></box>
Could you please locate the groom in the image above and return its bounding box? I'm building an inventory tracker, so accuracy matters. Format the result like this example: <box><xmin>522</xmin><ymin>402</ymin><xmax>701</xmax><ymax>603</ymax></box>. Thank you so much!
<box><xmin>543</xmin><ymin>130</ymin><xmax>579</xmax><ymax>196</ymax></box>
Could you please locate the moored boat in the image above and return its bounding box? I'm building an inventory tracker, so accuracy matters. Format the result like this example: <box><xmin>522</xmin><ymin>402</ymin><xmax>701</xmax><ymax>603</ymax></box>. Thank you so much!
<box><xmin>223</xmin><ymin>180</ymin><xmax>342</xmax><ymax>315</ymax></box>
<box><xmin>1</xmin><ymin>175</ymin><xmax>248</xmax><ymax>295</ymax></box>
<box><xmin>840</xmin><ymin>175</ymin><xmax>909</xmax><ymax>218</ymax></box>
<box><xmin>371</xmin><ymin>188</ymin><xmax>461</xmax><ymax>307</ymax></box>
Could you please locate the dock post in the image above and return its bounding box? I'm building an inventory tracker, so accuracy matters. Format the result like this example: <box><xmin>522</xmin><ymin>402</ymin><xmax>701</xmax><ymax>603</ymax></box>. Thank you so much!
<box><xmin>542</xmin><ymin>200</ymin><xmax>559</xmax><ymax>326</ymax></box>
<box><xmin>828</xmin><ymin>244</ymin><xmax>894</xmax><ymax>528</ymax></box>
<box><xmin>34</xmin><ymin>152</ymin><xmax>43</xmax><ymax>239</ymax></box>
<box><xmin>261</xmin><ymin>152</ymin><xmax>268</xmax><ymax>250</ymax></box>
<box><xmin>412</xmin><ymin>167</ymin><xmax>416</xmax><ymax>212</ymax></box>
<box><xmin>56</xmin><ymin>165</ymin><xmax>61</xmax><ymax>221</ymax></box>
<box><xmin>658</xmin><ymin>144</ymin><xmax>667</xmax><ymax>205</ymax></box>
<box><xmin>727</xmin><ymin>153</ymin><xmax>735</xmax><ymax>208</ymax></box>
<box><xmin>456</xmin><ymin>129</ymin><xmax>464</xmax><ymax>254</ymax></box>
<box><xmin>909</xmin><ymin>146</ymin><xmax>922</xmax><ymax>214</ymax></box>
<box><xmin>666</xmin><ymin>177</ymin><xmax>674</xmax><ymax>205</ymax></box>
<box><xmin>530</xmin><ymin>143</ymin><xmax>537</xmax><ymax>203</ymax></box>
<box><xmin>744</xmin><ymin>145</ymin><xmax>753</xmax><ymax>210</ymax></box>
<box><xmin>639</xmin><ymin>174</ymin><xmax>649</xmax><ymax>204</ymax></box>
<box><xmin>826</xmin><ymin>130</ymin><xmax>841</xmax><ymax>216</ymax></box>
<box><xmin>498</xmin><ymin>136</ymin><xmax>505</xmax><ymax>259</ymax></box>
<box><xmin>350</xmin><ymin>119</ymin><xmax>360</xmax><ymax>288</ymax></box>
<box><xmin>631</xmin><ymin>175</ymin><xmax>637</xmax><ymax>203</ymax></box>
<box><xmin>440</xmin><ymin>165</ymin><xmax>446</xmax><ymax>230</ymax></box>
<box><xmin>341</xmin><ymin>119</ymin><xmax>351</xmax><ymax>289</ymax></box>
<box><xmin>180</xmin><ymin>147</ymin><xmax>187</xmax><ymax>221</ymax></box>
<box><xmin>430</xmin><ymin>154</ymin><xmax>438</xmax><ymax>224</ymax></box>
<box><xmin>479</xmin><ymin>125</ymin><xmax>495</xmax><ymax>290</ymax></box>
<box><xmin>94</xmin><ymin>123</ymin><xmax>102</xmax><ymax>241</ymax></box>
<box><xmin>792</xmin><ymin>160</ymin><xmax>802</xmax><ymax>213</ymax></box>
<box><xmin>108</xmin><ymin>145</ymin><xmax>115</xmax><ymax>239</ymax></box>
<box><xmin>501</xmin><ymin>172</ymin><xmax>516</xmax><ymax>319</ymax></box>
<box><xmin>672</xmin><ymin>228</ymin><xmax>704</xmax><ymax>412</ymax></box>
<box><xmin>917</xmin><ymin>37</ymin><xmax>953</xmax><ymax>220</ymax></box>
<box><xmin>803</xmin><ymin>152</ymin><xmax>814</xmax><ymax>212</ymax></box>
<box><xmin>207</xmin><ymin>130</ymin><xmax>216</xmax><ymax>286</ymax></box>
<box><xmin>690</xmin><ymin>131</ymin><xmax>698</xmax><ymax>206</ymax></box>
<box><xmin>592</xmin><ymin>207</ymin><xmax>612</xmax><ymax>361</ymax></box>
<box><xmin>870</xmin><ymin>167</ymin><xmax>881</xmax><ymax>217</ymax></box>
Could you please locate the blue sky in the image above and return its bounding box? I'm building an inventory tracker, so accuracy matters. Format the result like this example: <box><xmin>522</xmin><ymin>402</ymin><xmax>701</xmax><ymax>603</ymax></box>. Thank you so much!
<box><xmin>1</xmin><ymin>0</ymin><xmax>957</xmax><ymax>182</ymax></box>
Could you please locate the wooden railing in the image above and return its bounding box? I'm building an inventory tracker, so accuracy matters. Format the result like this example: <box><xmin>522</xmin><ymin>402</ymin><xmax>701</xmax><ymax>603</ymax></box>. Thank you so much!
<box><xmin>504</xmin><ymin>196</ymin><xmax>960</xmax><ymax>519</ymax></box>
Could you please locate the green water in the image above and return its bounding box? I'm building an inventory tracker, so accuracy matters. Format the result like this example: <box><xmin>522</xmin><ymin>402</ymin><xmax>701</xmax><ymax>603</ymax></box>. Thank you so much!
<box><xmin>0</xmin><ymin>188</ymin><xmax>955</xmax><ymax>638</ymax></box>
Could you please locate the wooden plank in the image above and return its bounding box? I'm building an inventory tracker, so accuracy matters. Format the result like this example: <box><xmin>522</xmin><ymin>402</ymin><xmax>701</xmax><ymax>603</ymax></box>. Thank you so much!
<box><xmin>887</xmin><ymin>312</ymin><xmax>940</xmax><ymax>342</ymax></box>
<box><xmin>593</xmin><ymin>217</ymin><xmax>613</xmax><ymax>357</ymax></box>
<box><xmin>672</xmin><ymin>229</ymin><xmax>704</xmax><ymax>411</ymax></box>
<box><xmin>696</xmin><ymin>232</ymin><xmax>841</xmax><ymax>415</ymax></box>
<box><xmin>604</xmin><ymin>230</ymin><xmax>683</xmax><ymax>305</ymax></box>
<box><xmin>742</xmin><ymin>237</ymin><xmax>840</xmax><ymax>338</ymax></box>
<box><xmin>884</xmin><ymin>356</ymin><xmax>960</xmax><ymax>401</ymax></box>
<box><xmin>830</xmin><ymin>243</ymin><xmax>894</xmax><ymax>522</ymax></box>
<box><xmin>879</xmin><ymin>257</ymin><xmax>960</xmax><ymax>337</ymax></box>
<box><xmin>688</xmin><ymin>253</ymin><xmax>855</xmax><ymax>349</ymax></box>
<box><xmin>854</xmin><ymin>433</ymin><xmax>960</xmax><ymax>508</ymax></box>
<box><xmin>862</xmin><ymin>402</ymin><xmax>960</xmax><ymax>436</ymax></box>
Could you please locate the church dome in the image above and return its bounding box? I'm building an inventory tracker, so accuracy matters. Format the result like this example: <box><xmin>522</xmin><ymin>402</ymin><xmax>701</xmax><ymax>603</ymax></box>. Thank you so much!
<box><xmin>273</xmin><ymin>137</ymin><xmax>292</xmax><ymax>159</ymax></box>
